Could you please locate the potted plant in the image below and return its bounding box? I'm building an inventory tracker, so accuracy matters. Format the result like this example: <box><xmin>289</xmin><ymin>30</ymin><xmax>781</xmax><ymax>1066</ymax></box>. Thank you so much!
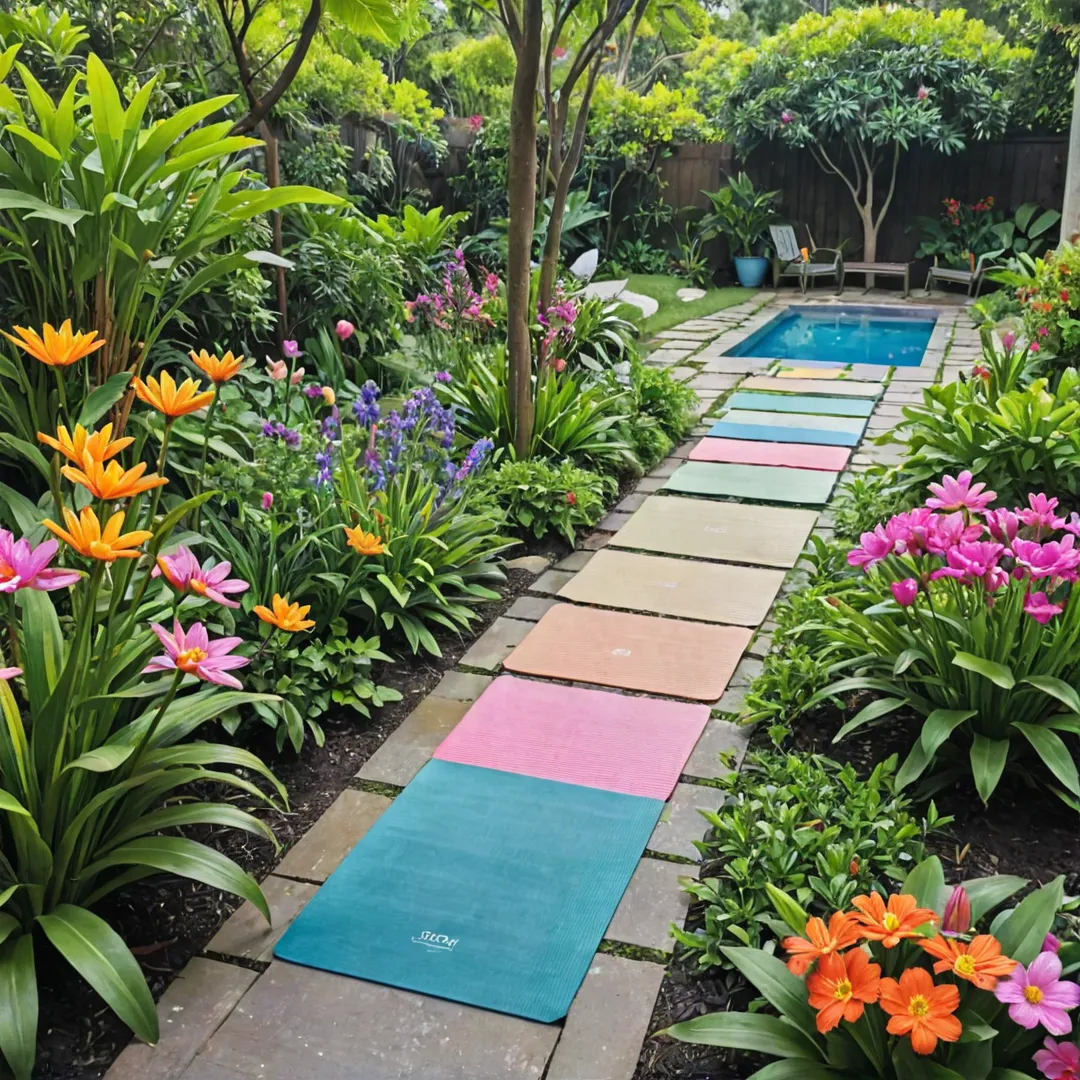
<box><xmin>701</xmin><ymin>172</ymin><xmax>779</xmax><ymax>287</ymax></box>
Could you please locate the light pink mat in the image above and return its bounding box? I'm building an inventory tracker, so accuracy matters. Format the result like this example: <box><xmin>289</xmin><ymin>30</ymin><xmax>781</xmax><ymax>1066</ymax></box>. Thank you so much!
<box><xmin>434</xmin><ymin>675</ymin><xmax>710</xmax><ymax>801</ymax></box>
<box><xmin>690</xmin><ymin>437</ymin><xmax>850</xmax><ymax>472</ymax></box>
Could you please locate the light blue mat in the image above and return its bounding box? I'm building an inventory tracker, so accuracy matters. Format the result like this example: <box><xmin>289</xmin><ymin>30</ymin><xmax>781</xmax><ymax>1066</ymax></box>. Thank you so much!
<box><xmin>707</xmin><ymin>419</ymin><xmax>861</xmax><ymax>447</ymax></box>
<box><xmin>274</xmin><ymin>759</ymin><xmax>663</xmax><ymax>1022</ymax></box>
<box><xmin>727</xmin><ymin>391</ymin><xmax>875</xmax><ymax>418</ymax></box>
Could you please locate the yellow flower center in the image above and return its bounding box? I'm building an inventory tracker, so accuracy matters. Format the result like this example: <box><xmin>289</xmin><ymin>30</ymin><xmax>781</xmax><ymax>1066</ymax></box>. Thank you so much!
<box><xmin>176</xmin><ymin>647</ymin><xmax>208</xmax><ymax>672</ymax></box>
<box><xmin>883</xmin><ymin>913</ymin><xmax>901</xmax><ymax>932</ymax></box>
<box><xmin>954</xmin><ymin>954</ymin><xmax>977</xmax><ymax>976</ymax></box>
<box><xmin>0</xmin><ymin>561</ymin><xmax>14</xmax><ymax>581</ymax></box>
<box><xmin>908</xmin><ymin>995</ymin><xmax>931</xmax><ymax>1018</ymax></box>
<box><xmin>89</xmin><ymin>540</ymin><xmax>115</xmax><ymax>561</ymax></box>
<box><xmin>833</xmin><ymin>979</ymin><xmax>853</xmax><ymax>1001</ymax></box>
<box><xmin>1024</xmin><ymin>985</ymin><xmax>1044</xmax><ymax>1005</ymax></box>
<box><xmin>190</xmin><ymin>580</ymin><xmax>208</xmax><ymax>595</ymax></box>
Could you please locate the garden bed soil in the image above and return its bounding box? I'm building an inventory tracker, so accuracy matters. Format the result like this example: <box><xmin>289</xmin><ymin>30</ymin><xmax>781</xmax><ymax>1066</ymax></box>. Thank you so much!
<box><xmin>35</xmin><ymin>562</ymin><xmax>545</xmax><ymax>1080</ymax></box>
<box><xmin>634</xmin><ymin>705</ymin><xmax>1080</xmax><ymax>1080</ymax></box>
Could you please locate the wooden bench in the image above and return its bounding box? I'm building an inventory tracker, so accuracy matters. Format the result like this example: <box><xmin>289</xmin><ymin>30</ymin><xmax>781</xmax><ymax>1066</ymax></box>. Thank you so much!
<box><xmin>842</xmin><ymin>261</ymin><xmax>911</xmax><ymax>297</ymax></box>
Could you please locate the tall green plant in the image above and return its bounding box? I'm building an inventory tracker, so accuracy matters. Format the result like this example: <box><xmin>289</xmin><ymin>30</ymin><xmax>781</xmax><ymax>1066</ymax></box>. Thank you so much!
<box><xmin>700</xmin><ymin>171</ymin><xmax>779</xmax><ymax>259</ymax></box>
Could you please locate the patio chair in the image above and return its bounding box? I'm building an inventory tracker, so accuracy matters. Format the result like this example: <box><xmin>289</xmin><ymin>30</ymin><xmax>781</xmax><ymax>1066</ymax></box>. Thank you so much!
<box><xmin>924</xmin><ymin>253</ymin><xmax>1000</xmax><ymax>298</ymax></box>
<box><xmin>770</xmin><ymin>225</ymin><xmax>843</xmax><ymax>294</ymax></box>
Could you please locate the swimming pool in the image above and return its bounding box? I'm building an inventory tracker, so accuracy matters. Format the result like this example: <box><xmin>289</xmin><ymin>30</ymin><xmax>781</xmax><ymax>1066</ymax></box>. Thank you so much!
<box><xmin>725</xmin><ymin>304</ymin><xmax>937</xmax><ymax>367</ymax></box>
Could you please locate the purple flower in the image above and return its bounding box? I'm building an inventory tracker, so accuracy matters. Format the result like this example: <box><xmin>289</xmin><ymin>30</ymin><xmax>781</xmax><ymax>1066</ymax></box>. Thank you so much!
<box><xmin>353</xmin><ymin>380</ymin><xmax>381</xmax><ymax>427</ymax></box>
<box><xmin>153</xmin><ymin>546</ymin><xmax>250</xmax><ymax>609</ymax></box>
<box><xmin>1044</xmin><ymin>934</ymin><xmax>1062</xmax><ymax>955</ymax></box>
<box><xmin>995</xmin><ymin>952</ymin><xmax>1080</xmax><ymax>1035</ymax></box>
<box><xmin>780</xmin><ymin>109</ymin><xmax>793</xmax><ymax>124</ymax></box>
<box><xmin>435</xmin><ymin>371</ymin><xmax>452</xmax><ymax>383</ymax></box>
<box><xmin>304</xmin><ymin>384</ymin><xmax>323</xmax><ymax>399</ymax></box>
<box><xmin>282</xmin><ymin>340</ymin><xmax>302</xmax><ymax>359</ymax></box>
<box><xmin>0</xmin><ymin>530</ymin><xmax>81</xmax><ymax>592</ymax></box>
<box><xmin>890</xmin><ymin>578</ymin><xmax>919</xmax><ymax>607</ymax></box>
<box><xmin>1034</xmin><ymin>1036</ymin><xmax>1080</xmax><ymax>1079</ymax></box>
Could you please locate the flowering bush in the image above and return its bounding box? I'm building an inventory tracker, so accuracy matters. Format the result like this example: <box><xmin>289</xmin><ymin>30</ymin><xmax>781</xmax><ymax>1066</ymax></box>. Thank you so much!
<box><xmin>667</xmin><ymin>856</ymin><xmax>1076</xmax><ymax>1079</ymax></box>
<box><xmin>1002</xmin><ymin>240</ymin><xmax>1080</xmax><ymax>364</ymax></box>
<box><xmin>914</xmin><ymin>195</ymin><xmax>1001</xmax><ymax>268</ymax></box>
<box><xmin>818</xmin><ymin>471</ymin><xmax>1080</xmax><ymax>805</ymax></box>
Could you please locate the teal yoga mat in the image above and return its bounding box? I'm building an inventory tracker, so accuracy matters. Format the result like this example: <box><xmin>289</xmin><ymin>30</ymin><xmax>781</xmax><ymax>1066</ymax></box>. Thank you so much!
<box><xmin>707</xmin><ymin>419</ymin><xmax>860</xmax><ymax>447</ymax></box>
<box><xmin>274</xmin><ymin>759</ymin><xmax>663</xmax><ymax>1022</ymax></box>
<box><xmin>664</xmin><ymin>461</ymin><xmax>837</xmax><ymax>506</ymax></box>
<box><xmin>727</xmin><ymin>391</ymin><xmax>875</xmax><ymax>418</ymax></box>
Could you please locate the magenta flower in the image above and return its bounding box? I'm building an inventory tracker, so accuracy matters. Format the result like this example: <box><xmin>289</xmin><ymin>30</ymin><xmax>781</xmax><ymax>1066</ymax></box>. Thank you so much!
<box><xmin>996</xmin><ymin>952</ymin><xmax>1080</xmax><ymax>1035</ymax></box>
<box><xmin>780</xmin><ymin>109</ymin><xmax>793</xmax><ymax>124</ymax></box>
<box><xmin>1032</xmin><ymin>342</ymin><xmax>1042</xmax><ymax>353</ymax></box>
<box><xmin>891</xmin><ymin>578</ymin><xmax>919</xmax><ymax>607</ymax></box>
<box><xmin>926</xmin><ymin>471</ymin><xmax>996</xmax><ymax>515</ymax></box>
<box><xmin>153</xmin><ymin>546</ymin><xmax>250</xmax><ymax>608</ymax></box>
<box><xmin>848</xmin><ymin>525</ymin><xmax>894</xmax><ymax>569</ymax></box>
<box><xmin>0</xmin><ymin>667</ymin><xmax>21</xmax><ymax>680</ymax></box>
<box><xmin>1019</xmin><ymin>494</ymin><xmax>1066</xmax><ymax>535</ymax></box>
<box><xmin>987</xmin><ymin>508</ymin><xmax>1021</xmax><ymax>545</ymax></box>
<box><xmin>1038</xmin><ymin>327</ymin><xmax>1050</xmax><ymax>338</ymax></box>
<box><xmin>435</xmin><ymin>371</ymin><xmax>452</xmax><ymax>383</ymax></box>
<box><xmin>1045</xmin><ymin>934</ymin><xmax>1062</xmax><ymax>955</ymax></box>
<box><xmin>1025</xmin><ymin>591</ymin><xmax>1065</xmax><ymax>624</ymax></box>
<box><xmin>262</xmin><ymin>492</ymin><xmax>274</xmax><ymax>510</ymax></box>
<box><xmin>916</xmin><ymin>84</ymin><xmax>930</xmax><ymax>101</ymax></box>
<box><xmin>930</xmin><ymin>540</ymin><xmax>1005</xmax><ymax>587</ymax></box>
<box><xmin>1034</xmin><ymin>1037</ymin><xmax>1079</xmax><ymax>1080</ymax></box>
<box><xmin>282</xmin><ymin>340</ymin><xmax>302</xmax><ymax>359</ymax></box>
<box><xmin>941</xmin><ymin>885</ymin><xmax>972</xmax><ymax>936</ymax></box>
<box><xmin>884</xmin><ymin>507</ymin><xmax>935</xmax><ymax>555</ymax></box>
<box><xmin>1013</xmin><ymin>536</ymin><xmax>1080</xmax><ymax>580</ymax></box>
<box><xmin>0</xmin><ymin>530</ymin><xmax>81</xmax><ymax>593</ymax></box>
<box><xmin>925</xmin><ymin>511</ymin><xmax>984</xmax><ymax>555</ymax></box>
<box><xmin>143</xmin><ymin>619</ymin><xmax>248</xmax><ymax>690</ymax></box>
<box><xmin>1001</xmin><ymin>331</ymin><xmax>1017</xmax><ymax>350</ymax></box>
<box><xmin>335</xmin><ymin>319</ymin><xmax>355</xmax><ymax>342</ymax></box>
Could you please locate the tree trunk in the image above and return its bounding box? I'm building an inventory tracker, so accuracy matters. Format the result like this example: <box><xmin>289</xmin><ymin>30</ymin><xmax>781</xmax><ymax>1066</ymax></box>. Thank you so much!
<box><xmin>261</xmin><ymin>121</ymin><xmax>289</xmax><ymax>345</ymax></box>
<box><xmin>506</xmin><ymin>0</ymin><xmax>544</xmax><ymax>459</ymax></box>
<box><xmin>1062</xmin><ymin>51</ymin><xmax>1080</xmax><ymax>244</ymax></box>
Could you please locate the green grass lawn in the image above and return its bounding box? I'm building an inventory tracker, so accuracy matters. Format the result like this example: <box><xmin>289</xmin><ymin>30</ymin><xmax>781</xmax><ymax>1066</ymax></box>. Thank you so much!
<box><xmin>609</xmin><ymin>274</ymin><xmax>752</xmax><ymax>338</ymax></box>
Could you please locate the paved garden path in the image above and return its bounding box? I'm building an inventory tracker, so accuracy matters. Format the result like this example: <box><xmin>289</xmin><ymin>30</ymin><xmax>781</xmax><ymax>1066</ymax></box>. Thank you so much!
<box><xmin>107</xmin><ymin>289</ymin><xmax>976</xmax><ymax>1080</ymax></box>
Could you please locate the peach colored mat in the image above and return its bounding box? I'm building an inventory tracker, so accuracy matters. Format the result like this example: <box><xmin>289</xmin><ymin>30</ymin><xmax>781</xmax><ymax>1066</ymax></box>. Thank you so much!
<box><xmin>558</xmin><ymin>549</ymin><xmax>784</xmax><ymax>626</ymax></box>
<box><xmin>742</xmin><ymin>375</ymin><xmax>882</xmax><ymax>398</ymax></box>
<box><xmin>689</xmin><ymin>437</ymin><xmax>850</xmax><ymax>472</ymax></box>
<box><xmin>503</xmin><ymin>604</ymin><xmax>752</xmax><ymax>701</ymax></box>
<box><xmin>611</xmin><ymin>496</ymin><xmax>817</xmax><ymax>568</ymax></box>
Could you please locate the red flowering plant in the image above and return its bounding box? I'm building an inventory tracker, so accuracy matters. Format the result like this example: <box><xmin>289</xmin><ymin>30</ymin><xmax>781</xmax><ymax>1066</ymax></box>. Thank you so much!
<box><xmin>665</xmin><ymin>856</ymin><xmax>1079</xmax><ymax>1080</ymax></box>
<box><xmin>915</xmin><ymin>195</ymin><xmax>1003</xmax><ymax>269</ymax></box>
<box><xmin>811</xmin><ymin>471</ymin><xmax>1080</xmax><ymax>806</ymax></box>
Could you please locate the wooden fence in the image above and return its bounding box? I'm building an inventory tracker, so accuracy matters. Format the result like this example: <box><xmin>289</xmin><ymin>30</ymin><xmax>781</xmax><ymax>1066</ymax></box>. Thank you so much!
<box><xmin>659</xmin><ymin>136</ymin><xmax>1068</xmax><ymax>264</ymax></box>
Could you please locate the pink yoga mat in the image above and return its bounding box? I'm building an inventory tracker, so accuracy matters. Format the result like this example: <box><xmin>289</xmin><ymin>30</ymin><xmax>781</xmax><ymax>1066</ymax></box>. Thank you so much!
<box><xmin>690</xmin><ymin>437</ymin><xmax>850</xmax><ymax>472</ymax></box>
<box><xmin>434</xmin><ymin>675</ymin><xmax>710</xmax><ymax>801</ymax></box>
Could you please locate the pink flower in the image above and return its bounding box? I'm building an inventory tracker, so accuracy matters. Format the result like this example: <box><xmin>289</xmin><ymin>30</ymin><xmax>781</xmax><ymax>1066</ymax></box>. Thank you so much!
<box><xmin>265</xmin><ymin>359</ymin><xmax>287</xmax><ymax>381</ymax></box>
<box><xmin>290</xmin><ymin>366</ymin><xmax>306</xmax><ymax>386</ymax></box>
<box><xmin>930</xmin><ymin>540</ymin><xmax>1005</xmax><ymax>587</ymax></box>
<box><xmin>972</xmin><ymin>364</ymin><xmax>991</xmax><ymax>379</ymax></box>
<box><xmin>926</xmin><ymin>471</ymin><xmax>996</xmax><ymax>515</ymax></box>
<box><xmin>1001</xmin><ymin>331</ymin><xmax>1017</xmax><ymax>351</ymax></box>
<box><xmin>995</xmin><ymin>952</ymin><xmax>1080</xmax><ymax>1035</ymax></box>
<box><xmin>282</xmin><ymin>340</ymin><xmax>302</xmax><ymax>359</ymax></box>
<box><xmin>941</xmin><ymin>885</ymin><xmax>972</xmax><ymax>936</ymax></box>
<box><xmin>890</xmin><ymin>578</ymin><xmax>919</xmax><ymax>607</ymax></box>
<box><xmin>1034</xmin><ymin>1036</ymin><xmax>1080</xmax><ymax>1080</ymax></box>
<box><xmin>1045</xmin><ymin>935</ymin><xmax>1062</xmax><ymax>955</ymax></box>
<box><xmin>1038</xmin><ymin>327</ymin><xmax>1050</xmax><ymax>337</ymax></box>
<box><xmin>144</xmin><ymin>619</ymin><xmax>249</xmax><ymax>690</ymax></box>
<box><xmin>262</xmin><ymin>492</ymin><xmax>274</xmax><ymax>510</ymax></box>
<box><xmin>925</xmin><ymin>511</ymin><xmax>984</xmax><ymax>555</ymax></box>
<box><xmin>467</xmin><ymin>114</ymin><xmax>484</xmax><ymax>133</ymax></box>
<box><xmin>885</xmin><ymin>507</ymin><xmax>935</xmax><ymax>555</ymax></box>
<box><xmin>986</xmin><ymin>508</ymin><xmax>1021</xmax><ymax>545</ymax></box>
<box><xmin>552</xmin><ymin>358</ymin><xmax>567</xmax><ymax>373</ymax></box>
<box><xmin>153</xmin><ymin>546</ymin><xmax>250</xmax><ymax>609</ymax></box>
<box><xmin>917</xmin><ymin>84</ymin><xmax>930</xmax><ymax>100</ymax></box>
<box><xmin>0</xmin><ymin>531</ymin><xmax>81</xmax><ymax>593</ymax></box>
<box><xmin>1018</xmin><ymin>494</ymin><xmax>1066</xmax><ymax>535</ymax></box>
<box><xmin>0</xmin><ymin>667</ymin><xmax>21</xmax><ymax>680</ymax></box>
<box><xmin>335</xmin><ymin>319</ymin><xmax>355</xmax><ymax>341</ymax></box>
<box><xmin>780</xmin><ymin>109</ymin><xmax>793</xmax><ymax>124</ymax></box>
<box><xmin>1065</xmin><ymin>513</ymin><xmax>1080</xmax><ymax>539</ymax></box>
<box><xmin>1032</xmin><ymin>342</ymin><xmax>1042</xmax><ymax>353</ymax></box>
<box><xmin>1025</xmin><ymin>591</ymin><xmax>1065</xmax><ymax>624</ymax></box>
<box><xmin>848</xmin><ymin>525</ymin><xmax>894</xmax><ymax>569</ymax></box>
<box><xmin>1013</xmin><ymin>536</ymin><xmax>1080</xmax><ymax>580</ymax></box>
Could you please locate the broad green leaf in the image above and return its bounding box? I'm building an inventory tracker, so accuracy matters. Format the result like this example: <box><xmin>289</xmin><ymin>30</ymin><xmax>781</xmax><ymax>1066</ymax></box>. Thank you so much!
<box><xmin>1022</xmin><ymin>675</ymin><xmax>1080</xmax><ymax>715</ymax></box>
<box><xmin>902</xmin><ymin>856</ymin><xmax>945</xmax><ymax>910</ymax></box>
<box><xmin>920</xmin><ymin>709</ymin><xmax>977</xmax><ymax>757</ymax></box>
<box><xmin>1012</xmin><ymin>722</ymin><xmax>1080</xmax><ymax>796</ymax></box>
<box><xmin>963</xmin><ymin>875</ymin><xmax>1028</xmax><ymax>922</ymax></box>
<box><xmin>995</xmin><ymin>876</ymin><xmax>1065</xmax><ymax>964</ymax></box>
<box><xmin>970</xmin><ymin>735</ymin><xmax>1009</xmax><ymax>803</ymax></box>
<box><xmin>17</xmin><ymin>588</ymin><xmax>65</xmax><ymax>712</ymax></box>
<box><xmin>0</xmin><ymin>791</ymin><xmax>30</xmax><ymax>817</ymax></box>
<box><xmin>0</xmin><ymin>190</ymin><xmax>89</xmax><ymax>229</ymax></box>
<box><xmin>720</xmin><ymin>947</ymin><xmax>821</xmax><ymax>1049</ymax></box>
<box><xmin>107</xmin><ymin>803</ymin><xmax>276</xmax><ymax>847</ymax></box>
<box><xmin>765</xmin><ymin>883</ymin><xmax>809</xmax><ymax>936</ymax></box>
<box><xmin>0</xmin><ymin>914</ymin><xmax>18</xmax><ymax>947</ymax></box>
<box><xmin>79</xmin><ymin>837</ymin><xmax>270</xmax><ymax>922</ymax></box>
<box><xmin>37</xmin><ymin>905</ymin><xmax>157</xmax><ymax>1043</ymax></box>
<box><xmin>76</xmin><ymin>371</ymin><xmax>132</xmax><ymax>428</ymax></box>
<box><xmin>62</xmin><ymin>745</ymin><xmax>135</xmax><ymax>774</ymax></box>
<box><xmin>987</xmin><ymin>1071</ymin><xmax>1040</xmax><ymax>1079</ymax></box>
<box><xmin>661</xmin><ymin>1012</ymin><xmax>819</xmax><ymax>1058</ymax></box>
<box><xmin>832</xmin><ymin>697</ymin><xmax>907</xmax><ymax>742</ymax></box>
<box><xmin>0</xmin><ymin>934</ymin><xmax>36</xmax><ymax>1080</ymax></box>
<box><xmin>952</xmin><ymin>652</ymin><xmax>1014</xmax><ymax>689</ymax></box>
<box><xmin>0</xmin><ymin>481</ymin><xmax>47</xmax><ymax>536</ymax></box>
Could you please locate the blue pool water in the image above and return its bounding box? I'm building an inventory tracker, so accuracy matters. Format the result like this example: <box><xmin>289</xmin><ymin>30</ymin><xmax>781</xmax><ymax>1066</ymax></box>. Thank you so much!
<box><xmin>725</xmin><ymin>305</ymin><xmax>936</xmax><ymax>367</ymax></box>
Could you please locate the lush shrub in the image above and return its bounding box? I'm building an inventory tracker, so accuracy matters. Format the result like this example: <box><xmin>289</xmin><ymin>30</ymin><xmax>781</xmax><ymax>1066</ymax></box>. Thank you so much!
<box><xmin>999</xmin><ymin>239</ymin><xmax>1080</xmax><ymax>364</ymax></box>
<box><xmin>831</xmin><ymin>468</ymin><xmax>918</xmax><ymax>543</ymax></box>
<box><xmin>823</xmin><ymin>472</ymin><xmax>1080</xmax><ymax>806</ymax></box>
<box><xmin>675</xmin><ymin>753</ymin><xmax>946</xmax><ymax>968</ymax></box>
<box><xmin>475</xmin><ymin>459</ymin><xmax>617</xmax><ymax>544</ymax></box>
<box><xmin>427</xmin><ymin>34</ymin><xmax>515</xmax><ymax>116</ymax></box>
<box><xmin>627</xmin><ymin>363</ymin><xmax>697</xmax><ymax>467</ymax></box>
<box><xmin>668</xmin><ymin>858</ymin><xmax>1073</xmax><ymax>1080</ymax></box>
<box><xmin>369</xmin><ymin>204</ymin><xmax>468</xmax><ymax>295</ymax></box>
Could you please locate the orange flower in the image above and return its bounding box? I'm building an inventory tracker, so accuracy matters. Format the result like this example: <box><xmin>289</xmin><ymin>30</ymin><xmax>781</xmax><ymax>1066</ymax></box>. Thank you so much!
<box><xmin>43</xmin><ymin>505</ymin><xmax>152</xmax><ymax>562</ymax></box>
<box><xmin>253</xmin><ymin>593</ymin><xmax>316</xmax><ymax>633</ymax></box>
<box><xmin>852</xmin><ymin>893</ymin><xmax>937</xmax><ymax>947</ymax></box>
<box><xmin>190</xmin><ymin>349</ymin><xmax>243</xmax><ymax>384</ymax></box>
<box><xmin>37</xmin><ymin>422</ymin><xmax>133</xmax><ymax>465</ymax></box>
<box><xmin>133</xmin><ymin>370</ymin><xmax>215</xmax><ymax>418</ymax></box>
<box><xmin>2</xmin><ymin>320</ymin><xmax>106</xmax><ymax>367</ymax></box>
<box><xmin>879</xmin><ymin>967</ymin><xmax>962</xmax><ymax>1055</ymax></box>
<box><xmin>807</xmin><ymin>948</ymin><xmax>881</xmax><ymax>1033</ymax></box>
<box><xmin>62</xmin><ymin>454</ymin><xmax>167</xmax><ymax>501</ymax></box>
<box><xmin>783</xmin><ymin>912</ymin><xmax>862</xmax><ymax>976</ymax></box>
<box><xmin>920</xmin><ymin>934</ymin><xmax>1017</xmax><ymax>990</ymax></box>
<box><xmin>344</xmin><ymin>524</ymin><xmax>385</xmax><ymax>556</ymax></box>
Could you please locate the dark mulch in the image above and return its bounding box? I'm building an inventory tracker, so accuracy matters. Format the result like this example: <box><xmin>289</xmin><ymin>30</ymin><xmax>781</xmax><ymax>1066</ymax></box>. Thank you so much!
<box><xmin>35</xmin><ymin>562</ymin><xmax>544</xmax><ymax>1080</ymax></box>
<box><xmin>634</xmin><ymin>704</ymin><xmax>1080</xmax><ymax>1080</ymax></box>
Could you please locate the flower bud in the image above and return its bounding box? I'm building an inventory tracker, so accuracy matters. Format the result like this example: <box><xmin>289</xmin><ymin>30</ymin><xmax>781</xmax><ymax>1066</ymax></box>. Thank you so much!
<box><xmin>942</xmin><ymin>885</ymin><xmax>971</xmax><ymax>936</ymax></box>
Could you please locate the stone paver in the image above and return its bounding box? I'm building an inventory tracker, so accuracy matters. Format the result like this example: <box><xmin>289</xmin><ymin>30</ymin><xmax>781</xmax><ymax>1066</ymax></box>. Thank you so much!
<box><xmin>582</xmin><ymin>531</ymin><xmax>612</xmax><ymax>550</ymax></box>
<box><xmin>505</xmin><ymin>554</ymin><xmax>551</xmax><ymax>573</ymax></box>
<box><xmin>208</xmin><ymin>876</ymin><xmax>317</xmax><ymax>963</ymax></box>
<box><xmin>108</xmin><ymin>959</ymin><xmax>257</xmax><ymax>1080</ymax></box>
<box><xmin>714</xmin><ymin>656</ymin><xmax>766</xmax><ymax>715</ymax></box>
<box><xmin>544</xmin><ymin>954</ymin><xmax>665</xmax><ymax>1080</ymax></box>
<box><xmin>431</xmin><ymin>670</ymin><xmax>493</xmax><ymax>702</ymax></box>
<box><xmin>556</xmin><ymin>550</ymin><xmax>594</xmax><ymax>571</ymax></box>
<box><xmin>597</xmin><ymin>510</ymin><xmax>633</xmax><ymax>532</ymax></box>
<box><xmin>357</xmin><ymin>696</ymin><xmax>470</xmax><ymax>785</ymax></box>
<box><xmin>530</xmin><ymin>568</ymin><xmax>575</xmax><ymax>594</ymax></box>
<box><xmin>458</xmin><ymin>616</ymin><xmax>534</xmax><ymax>672</ymax></box>
<box><xmin>188</xmin><ymin>963</ymin><xmax>560</xmax><ymax>1080</ymax></box>
<box><xmin>506</xmin><ymin>594</ymin><xmax>560</xmax><ymax>621</ymax></box>
<box><xmin>684</xmin><ymin>718</ymin><xmax>751</xmax><ymax>779</ymax></box>
<box><xmin>606</xmin><ymin>857</ymin><xmax>691</xmax><ymax>952</ymax></box>
<box><xmin>275</xmin><ymin>790</ymin><xmax>390</xmax><ymax>882</ymax></box>
<box><xmin>648</xmin><ymin>782</ymin><xmax>712</xmax><ymax>861</ymax></box>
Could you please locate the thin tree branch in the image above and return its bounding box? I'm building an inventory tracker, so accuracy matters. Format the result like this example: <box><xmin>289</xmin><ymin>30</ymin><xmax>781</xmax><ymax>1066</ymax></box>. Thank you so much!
<box><xmin>629</xmin><ymin>49</ymin><xmax>690</xmax><ymax>91</ymax></box>
<box><xmin>874</xmin><ymin>142</ymin><xmax>901</xmax><ymax>232</ymax></box>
